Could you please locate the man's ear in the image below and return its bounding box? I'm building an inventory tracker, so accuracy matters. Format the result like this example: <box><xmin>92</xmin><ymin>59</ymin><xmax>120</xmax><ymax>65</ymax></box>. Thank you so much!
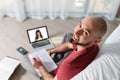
<box><xmin>95</xmin><ymin>37</ymin><xmax>102</xmax><ymax>43</ymax></box>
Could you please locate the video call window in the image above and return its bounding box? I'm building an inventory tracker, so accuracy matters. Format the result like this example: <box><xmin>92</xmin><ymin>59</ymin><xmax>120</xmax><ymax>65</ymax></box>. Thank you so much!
<box><xmin>27</xmin><ymin>26</ymin><xmax>48</xmax><ymax>43</ymax></box>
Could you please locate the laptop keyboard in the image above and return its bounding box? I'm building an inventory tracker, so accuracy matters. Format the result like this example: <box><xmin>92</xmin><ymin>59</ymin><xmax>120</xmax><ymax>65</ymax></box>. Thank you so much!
<box><xmin>32</xmin><ymin>40</ymin><xmax>51</xmax><ymax>48</ymax></box>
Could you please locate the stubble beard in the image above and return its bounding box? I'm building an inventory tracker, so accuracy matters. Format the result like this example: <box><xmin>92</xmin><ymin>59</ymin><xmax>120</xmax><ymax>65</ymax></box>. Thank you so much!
<box><xmin>69</xmin><ymin>38</ymin><xmax>92</xmax><ymax>46</ymax></box>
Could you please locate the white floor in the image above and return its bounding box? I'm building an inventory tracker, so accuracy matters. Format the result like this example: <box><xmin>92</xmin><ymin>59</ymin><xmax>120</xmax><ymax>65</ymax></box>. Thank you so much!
<box><xmin>0</xmin><ymin>17</ymin><xmax>119</xmax><ymax>80</ymax></box>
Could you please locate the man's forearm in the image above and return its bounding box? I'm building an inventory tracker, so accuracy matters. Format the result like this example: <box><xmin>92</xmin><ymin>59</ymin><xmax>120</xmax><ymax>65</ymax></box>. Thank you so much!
<box><xmin>48</xmin><ymin>42</ymin><xmax>73</xmax><ymax>55</ymax></box>
<box><xmin>38</xmin><ymin>66</ymin><xmax>55</xmax><ymax>80</ymax></box>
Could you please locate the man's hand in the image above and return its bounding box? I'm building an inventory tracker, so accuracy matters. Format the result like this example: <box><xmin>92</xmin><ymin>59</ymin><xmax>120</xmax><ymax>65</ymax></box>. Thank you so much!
<box><xmin>32</xmin><ymin>57</ymin><xmax>56</xmax><ymax>80</ymax></box>
<box><xmin>47</xmin><ymin>50</ymin><xmax>52</xmax><ymax>56</ymax></box>
<box><xmin>32</xmin><ymin>57</ymin><xmax>43</xmax><ymax>69</ymax></box>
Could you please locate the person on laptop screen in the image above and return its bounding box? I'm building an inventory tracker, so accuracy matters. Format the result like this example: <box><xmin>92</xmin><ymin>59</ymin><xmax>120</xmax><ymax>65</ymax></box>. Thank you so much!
<box><xmin>27</xmin><ymin>26</ymin><xmax>54</xmax><ymax>50</ymax></box>
<box><xmin>35</xmin><ymin>30</ymin><xmax>43</xmax><ymax>41</ymax></box>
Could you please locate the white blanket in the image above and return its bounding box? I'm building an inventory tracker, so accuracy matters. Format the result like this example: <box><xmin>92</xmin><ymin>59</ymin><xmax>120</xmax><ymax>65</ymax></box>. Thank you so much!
<box><xmin>71</xmin><ymin>54</ymin><xmax>120</xmax><ymax>80</ymax></box>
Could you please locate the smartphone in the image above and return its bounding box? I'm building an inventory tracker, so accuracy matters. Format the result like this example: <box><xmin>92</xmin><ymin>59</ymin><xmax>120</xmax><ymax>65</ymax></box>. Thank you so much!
<box><xmin>17</xmin><ymin>47</ymin><xmax>28</xmax><ymax>55</ymax></box>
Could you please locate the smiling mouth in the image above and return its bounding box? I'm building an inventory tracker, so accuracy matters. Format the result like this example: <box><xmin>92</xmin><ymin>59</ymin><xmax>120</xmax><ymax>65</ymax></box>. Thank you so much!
<box><xmin>70</xmin><ymin>37</ymin><xmax>92</xmax><ymax>46</ymax></box>
<box><xmin>72</xmin><ymin>35</ymin><xmax>79</xmax><ymax>41</ymax></box>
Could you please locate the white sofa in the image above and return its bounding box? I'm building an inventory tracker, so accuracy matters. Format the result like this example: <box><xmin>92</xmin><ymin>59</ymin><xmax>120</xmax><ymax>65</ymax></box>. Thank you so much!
<box><xmin>71</xmin><ymin>24</ymin><xmax>120</xmax><ymax>80</ymax></box>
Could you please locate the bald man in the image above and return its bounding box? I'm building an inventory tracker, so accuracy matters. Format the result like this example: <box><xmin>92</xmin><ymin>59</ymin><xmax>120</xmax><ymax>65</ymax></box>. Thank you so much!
<box><xmin>32</xmin><ymin>16</ymin><xmax>107</xmax><ymax>80</ymax></box>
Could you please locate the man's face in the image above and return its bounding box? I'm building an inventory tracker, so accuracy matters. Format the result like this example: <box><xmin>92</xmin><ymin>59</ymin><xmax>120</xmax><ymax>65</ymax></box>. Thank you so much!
<box><xmin>72</xmin><ymin>17</ymin><xmax>100</xmax><ymax>46</ymax></box>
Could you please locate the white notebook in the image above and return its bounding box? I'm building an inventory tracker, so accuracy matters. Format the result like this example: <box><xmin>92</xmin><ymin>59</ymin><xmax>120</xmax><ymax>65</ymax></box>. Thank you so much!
<box><xmin>28</xmin><ymin>49</ymin><xmax>57</xmax><ymax>77</ymax></box>
<box><xmin>0</xmin><ymin>56</ymin><xmax>20</xmax><ymax>80</ymax></box>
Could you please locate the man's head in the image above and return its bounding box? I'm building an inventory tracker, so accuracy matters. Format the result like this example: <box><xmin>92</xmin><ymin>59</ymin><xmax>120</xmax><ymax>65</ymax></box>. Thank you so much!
<box><xmin>71</xmin><ymin>16</ymin><xmax>107</xmax><ymax>47</ymax></box>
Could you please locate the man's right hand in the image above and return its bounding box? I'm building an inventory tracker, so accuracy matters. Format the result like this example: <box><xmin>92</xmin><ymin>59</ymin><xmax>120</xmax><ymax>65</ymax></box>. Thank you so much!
<box><xmin>32</xmin><ymin>57</ymin><xmax>44</xmax><ymax>69</ymax></box>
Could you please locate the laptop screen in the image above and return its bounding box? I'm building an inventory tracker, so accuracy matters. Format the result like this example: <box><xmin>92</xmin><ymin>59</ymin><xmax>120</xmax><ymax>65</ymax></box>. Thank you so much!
<box><xmin>27</xmin><ymin>26</ymin><xmax>49</xmax><ymax>43</ymax></box>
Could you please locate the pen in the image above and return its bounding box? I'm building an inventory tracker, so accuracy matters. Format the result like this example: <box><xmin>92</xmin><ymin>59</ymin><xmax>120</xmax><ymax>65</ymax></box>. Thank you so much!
<box><xmin>33</xmin><ymin>58</ymin><xmax>37</xmax><ymax>62</ymax></box>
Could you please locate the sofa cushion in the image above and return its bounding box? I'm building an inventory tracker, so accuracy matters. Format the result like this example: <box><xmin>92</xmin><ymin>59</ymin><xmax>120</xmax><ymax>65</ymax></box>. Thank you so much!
<box><xmin>99</xmin><ymin>24</ymin><xmax>120</xmax><ymax>57</ymax></box>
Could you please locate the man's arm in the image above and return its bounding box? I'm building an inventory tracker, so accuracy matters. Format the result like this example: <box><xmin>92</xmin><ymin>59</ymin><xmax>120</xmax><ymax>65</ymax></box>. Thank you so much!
<box><xmin>48</xmin><ymin>42</ymin><xmax>73</xmax><ymax>55</ymax></box>
<box><xmin>38</xmin><ymin>66</ymin><xmax>55</xmax><ymax>80</ymax></box>
<box><xmin>32</xmin><ymin>58</ymin><xmax>56</xmax><ymax>80</ymax></box>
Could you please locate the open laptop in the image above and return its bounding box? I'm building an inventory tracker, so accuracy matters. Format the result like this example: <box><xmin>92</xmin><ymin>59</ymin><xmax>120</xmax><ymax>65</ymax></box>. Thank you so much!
<box><xmin>27</xmin><ymin>26</ymin><xmax>54</xmax><ymax>51</ymax></box>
